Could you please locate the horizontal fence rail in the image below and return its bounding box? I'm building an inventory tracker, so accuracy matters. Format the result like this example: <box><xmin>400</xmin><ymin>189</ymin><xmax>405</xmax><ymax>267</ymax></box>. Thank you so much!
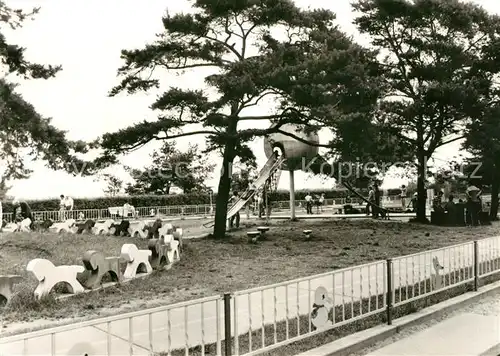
<box><xmin>1</xmin><ymin>197</ymin><xmax>406</xmax><ymax>223</ymax></box>
<box><xmin>2</xmin><ymin>235</ymin><xmax>499</xmax><ymax>356</ymax></box>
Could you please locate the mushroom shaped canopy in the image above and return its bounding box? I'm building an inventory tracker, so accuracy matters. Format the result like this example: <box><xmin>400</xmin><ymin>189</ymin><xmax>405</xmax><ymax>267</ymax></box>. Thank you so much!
<box><xmin>263</xmin><ymin>124</ymin><xmax>319</xmax><ymax>171</ymax></box>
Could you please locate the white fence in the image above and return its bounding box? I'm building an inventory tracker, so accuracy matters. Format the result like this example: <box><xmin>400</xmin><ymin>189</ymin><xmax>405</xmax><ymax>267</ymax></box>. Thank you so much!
<box><xmin>1</xmin><ymin>196</ymin><xmax>404</xmax><ymax>223</ymax></box>
<box><xmin>1</xmin><ymin>235</ymin><xmax>499</xmax><ymax>356</ymax></box>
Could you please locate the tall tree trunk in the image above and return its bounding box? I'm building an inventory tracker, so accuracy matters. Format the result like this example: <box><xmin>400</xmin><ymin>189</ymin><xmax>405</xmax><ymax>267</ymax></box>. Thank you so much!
<box><xmin>490</xmin><ymin>167</ymin><xmax>499</xmax><ymax>220</ymax></box>
<box><xmin>415</xmin><ymin>152</ymin><xmax>429</xmax><ymax>223</ymax></box>
<box><xmin>213</xmin><ymin>141</ymin><xmax>236</xmax><ymax>238</ymax></box>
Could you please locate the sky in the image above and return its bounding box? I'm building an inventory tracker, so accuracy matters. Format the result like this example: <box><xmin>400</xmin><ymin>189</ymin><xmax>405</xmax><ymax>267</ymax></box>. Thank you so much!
<box><xmin>2</xmin><ymin>0</ymin><xmax>496</xmax><ymax>200</ymax></box>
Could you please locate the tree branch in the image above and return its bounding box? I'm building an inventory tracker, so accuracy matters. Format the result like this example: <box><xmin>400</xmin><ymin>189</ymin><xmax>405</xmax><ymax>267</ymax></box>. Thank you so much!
<box><xmin>440</xmin><ymin>135</ymin><xmax>464</xmax><ymax>146</ymax></box>
<box><xmin>103</xmin><ymin>130</ymin><xmax>217</xmax><ymax>153</ymax></box>
<box><xmin>274</xmin><ymin>129</ymin><xmax>331</xmax><ymax>148</ymax></box>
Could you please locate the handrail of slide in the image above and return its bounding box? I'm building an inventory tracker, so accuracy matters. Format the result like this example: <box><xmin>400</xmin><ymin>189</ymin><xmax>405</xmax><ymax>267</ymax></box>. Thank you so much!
<box><xmin>203</xmin><ymin>153</ymin><xmax>285</xmax><ymax>228</ymax></box>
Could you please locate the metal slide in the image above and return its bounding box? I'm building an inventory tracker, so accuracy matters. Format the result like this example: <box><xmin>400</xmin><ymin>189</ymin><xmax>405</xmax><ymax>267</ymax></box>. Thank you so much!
<box><xmin>204</xmin><ymin>153</ymin><xmax>286</xmax><ymax>228</ymax></box>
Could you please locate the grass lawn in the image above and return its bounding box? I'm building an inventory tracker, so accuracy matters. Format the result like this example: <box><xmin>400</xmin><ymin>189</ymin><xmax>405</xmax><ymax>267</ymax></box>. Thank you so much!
<box><xmin>0</xmin><ymin>217</ymin><xmax>498</xmax><ymax>335</ymax></box>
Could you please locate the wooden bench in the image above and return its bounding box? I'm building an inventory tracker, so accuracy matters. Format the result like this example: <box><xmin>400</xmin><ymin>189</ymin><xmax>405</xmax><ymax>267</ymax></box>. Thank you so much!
<box><xmin>303</xmin><ymin>230</ymin><xmax>312</xmax><ymax>239</ymax></box>
<box><xmin>247</xmin><ymin>231</ymin><xmax>260</xmax><ymax>243</ymax></box>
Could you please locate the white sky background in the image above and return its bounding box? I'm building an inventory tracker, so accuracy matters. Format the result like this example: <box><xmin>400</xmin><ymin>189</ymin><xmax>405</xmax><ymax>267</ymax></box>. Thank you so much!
<box><xmin>3</xmin><ymin>0</ymin><xmax>496</xmax><ymax>199</ymax></box>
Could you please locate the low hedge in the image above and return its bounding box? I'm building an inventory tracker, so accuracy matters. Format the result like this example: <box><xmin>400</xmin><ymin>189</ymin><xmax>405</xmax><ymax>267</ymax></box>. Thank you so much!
<box><xmin>3</xmin><ymin>188</ymin><xmax>403</xmax><ymax>212</ymax></box>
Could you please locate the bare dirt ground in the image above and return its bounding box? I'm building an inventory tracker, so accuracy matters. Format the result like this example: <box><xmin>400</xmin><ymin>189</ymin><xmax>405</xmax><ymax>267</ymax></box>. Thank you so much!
<box><xmin>0</xmin><ymin>217</ymin><xmax>498</xmax><ymax>335</ymax></box>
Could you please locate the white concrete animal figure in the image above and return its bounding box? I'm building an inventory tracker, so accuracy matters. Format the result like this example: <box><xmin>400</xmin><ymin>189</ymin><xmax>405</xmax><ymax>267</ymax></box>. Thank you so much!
<box><xmin>159</xmin><ymin>224</ymin><xmax>183</xmax><ymax>251</ymax></box>
<box><xmin>3</xmin><ymin>223</ymin><xmax>18</xmax><ymax>232</ymax></box>
<box><xmin>173</xmin><ymin>227</ymin><xmax>184</xmax><ymax>251</ymax></box>
<box><xmin>26</xmin><ymin>258</ymin><xmax>85</xmax><ymax>299</ymax></box>
<box><xmin>93</xmin><ymin>219</ymin><xmax>114</xmax><ymax>235</ymax></box>
<box><xmin>120</xmin><ymin>243</ymin><xmax>152</xmax><ymax>279</ymax></box>
<box><xmin>311</xmin><ymin>286</ymin><xmax>333</xmax><ymax>329</ymax></box>
<box><xmin>18</xmin><ymin>218</ymin><xmax>32</xmax><ymax>232</ymax></box>
<box><xmin>51</xmin><ymin>219</ymin><xmax>77</xmax><ymax>234</ymax></box>
<box><xmin>50</xmin><ymin>221</ymin><xmax>66</xmax><ymax>234</ymax></box>
<box><xmin>432</xmin><ymin>256</ymin><xmax>444</xmax><ymax>290</ymax></box>
<box><xmin>173</xmin><ymin>227</ymin><xmax>183</xmax><ymax>239</ymax></box>
<box><xmin>158</xmin><ymin>223</ymin><xmax>173</xmax><ymax>239</ymax></box>
<box><xmin>128</xmin><ymin>220</ymin><xmax>148</xmax><ymax>238</ymax></box>
<box><xmin>163</xmin><ymin>234</ymin><xmax>180</xmax><ymax>263</ymax></box>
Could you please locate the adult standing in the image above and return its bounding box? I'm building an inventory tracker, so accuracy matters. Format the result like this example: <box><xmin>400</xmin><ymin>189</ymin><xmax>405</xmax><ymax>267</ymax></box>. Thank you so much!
<box><xmin>366</xmin><ymin>185</ymin><xmax>374</xmax><ymax>216</ymax></box>
<box><xmin>409</xmin><ymin>193</ymin><xmax>418</xmax><ymax>212</ymax></box>
<box><xmin>257</xmin><ymin>193</ymin><xmax>264</xmax><ymax>218</ymax></box>
<box><xmin>59</xmin><ymin>194</ymin><xmax>74</xmax><ymax>221</ymax></box>
<box><xmin>229</xmin><ymin>191</ymin><xmax>241</xmax><ymax>228</ymax></box>
<box><xmin>318</xmin><ymin>193</ymin><xmax>325</xmax><ymax>212</ymax></box>
<box><xmin>305</xmin><ymin>192</ymin><xmax>313</xmax><ymax>214</ymax></box>
<box><xmin>400</xmin><ymin>185</ymin><xmax>407</xmax><ymax>210</ymax></box>
<box><xmin>466</xmin><ymin>185</ymin><xmax>482</xmax><ymax>226</ymax></box>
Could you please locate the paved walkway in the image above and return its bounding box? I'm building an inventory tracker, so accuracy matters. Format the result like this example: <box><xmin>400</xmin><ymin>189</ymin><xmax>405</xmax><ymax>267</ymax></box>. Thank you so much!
<box><xmin>365</xmin><ymin>313</ymin><xmax>500</xmax><ymax>355</ymax></box>
<box><xmin>2</xmin><ymin>237</ymin><xmax>496</xmax><ymax>356</ymax></box>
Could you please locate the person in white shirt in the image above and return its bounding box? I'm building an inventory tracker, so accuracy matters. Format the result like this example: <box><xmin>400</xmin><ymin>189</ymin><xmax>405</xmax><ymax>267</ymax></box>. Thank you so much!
<box><xmin>59</xmin><ymin>194</ymin><xmax>74</xmax><ymax>221</ymax></box>
<box><xmin>123</xmin><ymin>202</ymin><xmax>137</xmax><ymax>218</ymax></box>
<box><xmin>318</xmin><ymin>193</ymin><xmax>325</xmax><ymax>212</ymax></box>
<box><xmin>305</xmin><ymin>193</ymin><xmax>313</xmax><ymax>214</ymax></box>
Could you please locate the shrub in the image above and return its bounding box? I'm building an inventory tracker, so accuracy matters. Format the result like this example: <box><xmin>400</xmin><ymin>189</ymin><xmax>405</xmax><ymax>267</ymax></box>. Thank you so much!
<box><xmin>3</xmin><ymin>188</ymin><xmax>402</xmax><ymax>212</ymax></box>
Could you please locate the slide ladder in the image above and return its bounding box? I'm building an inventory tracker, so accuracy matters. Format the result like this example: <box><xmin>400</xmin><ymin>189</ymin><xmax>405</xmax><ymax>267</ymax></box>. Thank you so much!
<box><xmin>204</xmin><ymin>153</ymin><xmax>285</xmax><ymax>228</ymax></box>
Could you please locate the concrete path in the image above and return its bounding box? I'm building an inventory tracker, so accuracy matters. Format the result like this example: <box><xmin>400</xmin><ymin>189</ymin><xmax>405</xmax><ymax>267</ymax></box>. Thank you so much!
<box><xmin>0</xmin><ymin>238</ymin><xmax>497</xmax><ymax>356</ymax></box>
<box><xmin>365</xmin><ymin>313</ymin><xmax>500</xmax><ymax>355</ymax></box>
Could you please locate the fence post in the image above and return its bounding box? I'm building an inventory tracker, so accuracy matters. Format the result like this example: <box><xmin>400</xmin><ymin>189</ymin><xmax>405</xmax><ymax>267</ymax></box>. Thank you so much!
<box><xmin>474</xmin><ymin>240</ymin><xmax>479</xmax><ymax>291</ymax></box>
<box><xmin>386</xmin><ymin>258</ymin><xmax>393</xmax><ymax>325</ymax></box>
<box><xmin>224</xmin><ymin>293</ymin><xmax>232</xmax><ymax>356</ymax></box>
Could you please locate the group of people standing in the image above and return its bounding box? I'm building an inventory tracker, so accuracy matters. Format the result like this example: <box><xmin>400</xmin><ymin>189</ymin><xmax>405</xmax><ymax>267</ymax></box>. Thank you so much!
<box><xmin>0</xmin><ymin>194</ymin><xmax>74</xmax><ymax>232</ymax></box>
<box><xmin>366</xmin><ymin>182</ymin><xmax>382</xmax><ymax>218</ymax></box>
<box><xmin>228</xmin><ymin>188</ymin><xmax>273</xmax><ymax>229</ymax></box>
<box><xmin>304</xmin><ymin>193</ymin><xmax>325</xmax><ymax>214</ymax></box>
<box><xmin>432</xmin><ymin>185</ymin><xmax>484</xmax><ymax>226</ymax></box>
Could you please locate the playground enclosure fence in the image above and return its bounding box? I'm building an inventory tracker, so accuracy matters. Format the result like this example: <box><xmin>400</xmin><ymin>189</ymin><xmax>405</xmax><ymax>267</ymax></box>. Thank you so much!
<box><xmin>0</xmin><ymin>235</ymin><xmax>498</xmax><ymax>355</ymax></box>
<box><xmin>1</xmin><ymin>196</ymin><xmax>404</xmax><ymax>223</ymax></box>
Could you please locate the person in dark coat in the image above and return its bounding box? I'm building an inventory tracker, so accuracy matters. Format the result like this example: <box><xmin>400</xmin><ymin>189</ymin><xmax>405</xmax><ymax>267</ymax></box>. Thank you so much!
<box><xmin>12</xmin><ymin>198</ymin><xmax>34</xmax><ymax>230</ymax></box>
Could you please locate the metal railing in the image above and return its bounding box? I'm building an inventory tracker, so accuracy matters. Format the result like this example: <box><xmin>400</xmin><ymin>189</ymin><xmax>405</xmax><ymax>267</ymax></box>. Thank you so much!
<box><xmin>0</xmin><ymin>295</ymin><xmax>224</xmax><ymax>356</ymax></box>
<box><xmin>4</xmin><ymin>233</ymin><xmax>497</xmax><ymax>356</ymax></box>
<box><xmin>1</xmin><ymin>197</ymin><xmax>405</xmax><ymax>223</ymax></box>
<box><xmin>390</xmin><ymin>242</ymin><xmax>476</xmax><ymax>308</ymax></box>
<box><xmin>230</xmin><ymin>260</ymin><xmax>386</xmax><ymax>355</ymax></box>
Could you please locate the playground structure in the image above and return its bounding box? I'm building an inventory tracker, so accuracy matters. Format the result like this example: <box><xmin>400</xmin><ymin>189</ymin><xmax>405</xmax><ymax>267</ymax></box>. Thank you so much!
<box><xmin>204</xmin><ymin>124</ymin><xmax>320</xmax><ymax>227</ymax></box>
<box><xmin>264</xmin><ymin>124</ymin><xmax>320</xmax><ymax>220</ymax></box>
<box><xmin>204</xmin><ymin>124</ymin><xmax>319</xmax><ymax>227</ymax></box>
